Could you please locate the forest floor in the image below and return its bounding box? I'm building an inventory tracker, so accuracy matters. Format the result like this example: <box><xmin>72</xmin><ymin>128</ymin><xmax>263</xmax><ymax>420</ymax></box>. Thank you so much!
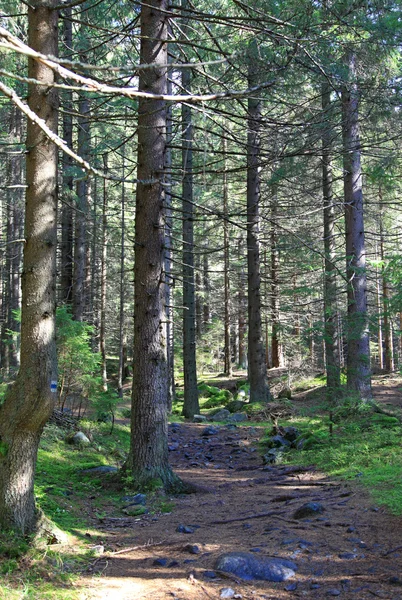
<box><xmin>73</xmin><ymin>379</ymin><xmax>402</xmax><ymax>600</ymax></box>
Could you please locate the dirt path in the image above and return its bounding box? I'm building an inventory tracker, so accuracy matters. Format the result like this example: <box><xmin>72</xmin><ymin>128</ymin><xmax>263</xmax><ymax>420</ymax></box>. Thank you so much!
<box><xmin>76</xmin><ymin>393</ymin><xmax>402</xmax><ymax>600</ymax></box>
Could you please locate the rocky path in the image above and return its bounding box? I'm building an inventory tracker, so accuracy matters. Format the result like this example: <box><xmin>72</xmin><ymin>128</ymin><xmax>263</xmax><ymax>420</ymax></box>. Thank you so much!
<box><xmin>77</xmin><ymin>419</ymin><xmax>402</xmax><ymax>600</ymax></box>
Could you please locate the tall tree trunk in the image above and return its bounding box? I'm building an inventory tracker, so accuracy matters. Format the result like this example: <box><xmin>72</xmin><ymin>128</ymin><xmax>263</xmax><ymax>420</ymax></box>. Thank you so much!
<box><xmin>126</xmin><ymin>0</ymin><xmax>181</xmax><ymax>490</ymax></box>
<box><xmin>181</xmin><ymin>14</ymin><xmax>199</xmax><ymax>418</ymax></box>
<box><xmin>60</xmin><ymin>6</ymin><xmax>74</xmax><ymax>305</ymax></box>
<box><xmin>238</xmin><ymin>236</ymin><xmax>247</xmax><ymax>369</ymax></box>
<box><xmin>379</xmin><ymin>186</ymin><xmax>394</xmax><ymax>372</ymax></box>
<box><xmin>165</xmin><ymin>70</ymin><xmax>174</xmax><ymax>409</ymax></box>
<box><xmin>375</xmin><ymin>245</ymin><xmax>384</xmax><ymax>370</ymax></box>
<box><xmin>223</xmin><ymin>138</ymin><xmax>232</xmax><ymax>377</ymax></box>
<box><xmin>118</xmin><ymin>141</ymin><xmax>127</xmax><ymax>398</ymax></box>
<box><xmin>0</xmin><ymin>0</ymin><xmax>58</xmax><ymax>533</ymax></box>
<box><xmin>246</xmin><ymin>43</ymin><xmax>270</xmax><ymax>403</ymax></box>
<box><xmin>100</xmin><ymin>156</ymin><xmax>108</xmax><ymax>391</ymax></box>
<box><xmin>322</xmin><ymin>81</ymin><xmax>340</xmax><ymax>395</ymax></box>
<box><xmin>342</xmin><ymin>53</ymin><xmax>371</xmax><ymax>400</ymax></box>
<box><xmin>270</xmin><ymin>192</ymin><xmax>282</xmax><ymax>368</ymax></box>
<box><xmin>202</xmin><ymin>249</ymin><xmax>210</xmax><ymax>330</ymax></box>
<box><xmin>73</xmin><ymin>93</ymin><xmax>90</xmax><ymax>321</ymax></box>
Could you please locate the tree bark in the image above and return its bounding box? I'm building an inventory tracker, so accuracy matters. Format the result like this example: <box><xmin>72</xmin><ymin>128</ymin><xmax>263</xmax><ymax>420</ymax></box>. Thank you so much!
<box><xmin>270</xmin><ymin>191</ymin><xmax>282</xmax><ymax>368</ymax></box>
<box><xmin>0</xmin><ymin>0</ymin><xmax>58</xmax><ymax>533</ymax></box>
<box><xmin>246</xmin><ymin>43</ymin><xmax>270</xmax><ymax>402</ymax></box>
<box><xmin>379</xmin><ymin>186</ymin><xmax>394</xmax><ymax>372</ymax></box>
<box><xmin>73</xmin><ymin>92</ymin><xmax>90</xmax><ymax>321</ymax></box>
<box><xmin>238</xmin><ymin>236</ymin><xmax>247</xmax><ymax>369</ymax></box>
<box><xmin>126</xmin><ymin>0</ymin><xmax>181</xmax><ymax>490</ymax></box>
<box><xmin>322</xmin><ymin>81</ymin><xmax>340</xmax><ymax>395</ymax></box>
<box><xmin>100</xmin><ymin>155</ymin><xmax>108</xmax><ymax>391</ymax></box>
<box><xmin>342</xmin><ymin>53</ymin><xmax>372</xmax><ymax>400</ymax></box>
<box><xmin>223</xmin><ymin>138</ymin><xmax>232</xmax><ymax>377</ymax></box>
<box><xmin>60</xmin><ymin>6</ymin><xmax>74</xmax><ymax>305</ymax></box>
<box><xmin>181</xmin><ymin>5</ymin><xmax>199</xmax><ymax>418</ymax></box>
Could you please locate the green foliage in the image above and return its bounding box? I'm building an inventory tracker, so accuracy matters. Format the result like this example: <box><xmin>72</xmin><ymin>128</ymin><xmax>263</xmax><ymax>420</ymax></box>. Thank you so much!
<box><xmin>56</xmin><ymin>307</ymin><xmax>101</xmax><ymax>411</ymax></box>
<box><xmin>280</xmin><ymin>401</ymin><xmax>402</xmax><ymax>514</ymax></box>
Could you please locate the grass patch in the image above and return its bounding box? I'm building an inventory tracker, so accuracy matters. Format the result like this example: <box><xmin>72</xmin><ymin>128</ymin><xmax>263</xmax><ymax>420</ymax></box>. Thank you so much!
<box><xmin>278</xmin><ymin>400</ymin><xmax>402</xmax><ymax>514</ymax></box>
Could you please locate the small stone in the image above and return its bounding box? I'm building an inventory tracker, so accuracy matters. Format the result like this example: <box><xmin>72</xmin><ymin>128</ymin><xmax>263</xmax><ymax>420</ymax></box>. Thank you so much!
<box><xmin>153</xmin><ymin>558</ymin><xmax>168</xmax><ymax>566</ymax></box>
<box><xmin>389</xmin><ymin>576</ymin><xmax>402</xmax><ymax>586</ymax></box>
<box><xmin>202</xmin><ymin>426</ymin><xmax>219</xmax><ymax>437</ymax></box>
<box><xmin>90</xmin><ymin>545</ymin><xmax>104</xmax><ymax>555</ymax></box>
<box><xmin>310</xmin><ymin>583</ymin><xmax>320</xmax><ymax>590</ymax></box>
<box><xmin>284</xmin><ymin>582</ymin><xmax>297</xmax><ymax>591</ymax></box>
<box><xmin>176</xmin><ymin>524</ymin><xmax>195</xmax><ymax>534</ymax></box>
<box><xmin>220</xmin><ymin>588</ymin><xmax>235</xmax><ymax>599</ymax></box>
<box><xmin>168</xmin><ymin>442</ymin><xmax>180</xmax><ymax>451</ymax></box>
<box><xmin>184</xmin><ymin>544</ymin><xmax>200</xmax><ymax>555</ymax></box>
<box><xmin>120</xmin><ymin>493</ymin><xmax>147</xmax><ymax>505</ymax></box>
<box><xmin>338</xmin><ymin>553</ymin><xmax>357</xmax><ymax>560</ymax></box>
<box><xmin>346</xmin><ymin>526</ymin><xmax>356</xmax><ymax>533</ymax></box>
<box><xmin>204</xmin><ymin>570</ymin><xmax>217</xmax><ymax>579</ymax></box>
<box><xmin>168</xmin><ymin>560</ymin><xmax>179</xmax><ymax>567</ymax></box>
<box><xmin>326</xmin><ymin>589</ymin><xmax>341</xmax><ymax>596</ymax></box>
<box><xmin>293</xmin><ymin>502</ymin><xmax>325</xmax><ymax>520</ymax></box>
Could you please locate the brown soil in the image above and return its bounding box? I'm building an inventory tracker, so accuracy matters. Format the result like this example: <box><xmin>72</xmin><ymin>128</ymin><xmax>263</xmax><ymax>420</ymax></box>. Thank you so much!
<box><xmin>76</xmin><ymin>380</ymin><xmax>402</xmax><ymax>600</ymax></box>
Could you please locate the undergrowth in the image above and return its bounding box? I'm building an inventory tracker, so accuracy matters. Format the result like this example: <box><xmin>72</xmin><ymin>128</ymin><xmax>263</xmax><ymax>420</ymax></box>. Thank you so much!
<box><xmin>277</xmin><ymin>390</ymin><xmax>402</xmax><ymax>514</ymax></box>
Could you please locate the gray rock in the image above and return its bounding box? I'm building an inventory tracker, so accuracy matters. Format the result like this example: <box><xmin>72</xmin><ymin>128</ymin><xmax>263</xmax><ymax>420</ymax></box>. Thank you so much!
<box><xmin>176</xmin><ymin>524</ymin><xmax>195</xmax><ymax>534</ymax></box>
<box><xmin>262</xmin><ymin>448</ymin><xmax>285</xmax><ymax>464</ymax></box>
<box><xmin>81</xmin><ymin>465</ymin><xmax>118</xmax><ymax>474</ymax></box>
<box><xmin>202</xmin><ymin>426</ymin><xmax>220</xmax><ymax>437</ymax></box>
<box><xmin>153</xmin><ymin>558</ymin><xmax>168</xmax><ymax>566</ymax></box>
<box><xmin>293</xmin><ymin>502</ymin><xmax>325</xmax><ymax>520</ymax></box>
<box><xmin>228</xmin><ymin>413</ymin><xmax>248</xmax><ymax>423</ymax></box>
<box><xmin>72</xmin><ymin>431</ymin><xmax>90</xmax><ymax>445</ymax></box>
<box><xmin>193</xmin><ymin>414</ymin><xmax>207</xmax><ymax>423</ymax></box>
<box><xmin>326</xmin><ymin>590</ymin><xmax>341</xmax><ymax>596</ymax></box>
<box><xmin>210</xmin><ymin>409</ymin><xmax>231</xmax><ymax>422</ymax></box>
<box><xmin>120</xmin><ymin>493</ymin><xmax>146</xmax><ymax>505</ymax></box>
<box><xmin>215</xmin><ymin>552</ymin><xmax>296</xmax><ymax>582</ymax></box>
<box><xmin>226</xmin><ymin>400</ymin><xmax>248</xmax><ymax>413</ymax></box>
<box><xmin>266</xmin><ymin>435</ymin><xmax>291</xmax><ymax>449</ymax></box>
<box><xmin>220</xmin><ymin>588</ymin><xmax>235</xmax><ymax>599</ymax></box>
<box><xmin>184</xmin><ymin>544</ymin><xmax>200</xmax><ymax>554</ymax></box>
<box><xmin>282</xmin><ymin>426</ymin><xmax>300</xmax><ymax>442</ymax></box>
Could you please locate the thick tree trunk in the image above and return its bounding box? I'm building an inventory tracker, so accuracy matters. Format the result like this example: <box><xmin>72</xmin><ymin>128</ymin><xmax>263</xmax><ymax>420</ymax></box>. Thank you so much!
<box><xmin>126</xmin><ymin>0</ymin><xmax>181</xmax><ymax>490</ymax></box>
<box><xmin>181</xmin><ymin>11</ymin><xmax>199</xmax><ymax>418</ymax></box>
<box><xmin>322</xmin><ymin>81</ymin><xmax>340</xmax><ymax>395</ymax></box>
<box><xmin>0</xmin><ymin>0</ymin><xmax>58</xmax><ymax>533</ymax></box>
<box><xmin>202</xmin><ymin>249</ymin><xmax>210</xmax><ymax>330</ymax></box>
<box><xmin>223</xmin><ymin>139</ymin><xmax>232</xmax><ymax>377</ymax></box>
<box><xmin>165</xmin><ymin>70</ymin><xmax>174</xmax><ymax>409</ymax></box>
<box><xmin>246</xmin><ymin>45</ymin><xmax>270</xmax><ymax>403</ymax></box>
<box><xmin>342</xmin><ymin>54</ymin><xmax>371</xmax><ymax>400</ymax></box>
<box><xmin>60</xmin><ymin>7</ymin><xmax>74</xmax><ymax>305</ymax></box>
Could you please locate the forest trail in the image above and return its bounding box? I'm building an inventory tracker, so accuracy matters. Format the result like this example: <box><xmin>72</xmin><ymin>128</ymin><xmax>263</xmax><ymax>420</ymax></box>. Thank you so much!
<box><xmin>76</xmin><ymin>381</ymin><xmax>402</xmax><ymax>600</ymax></box>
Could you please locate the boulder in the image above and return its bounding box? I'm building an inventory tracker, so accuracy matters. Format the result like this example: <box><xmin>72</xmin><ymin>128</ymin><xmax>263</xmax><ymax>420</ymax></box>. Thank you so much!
<box><xmin>227</xmin><ymin>413</ymin><xmax>248</xmax><ymax>423</ymax></box>
<box><xmin>193</xmin><ymin>414</ymin><xmax>207</xmax><ymax>423</ymax></box>
<box><xmin>210</xmin><ymin>409</ymin><xmax>230</xmax><ymax>422</ymax></box>
<box><xmin>72</xmin><ymin>431</ymin><xmax>90</xmax><ymax>445</ymax></box>
<box><xmin>226</xmin><ymin>400</ymin><xmax>248</xmax><ymax>413</ymax></box>
<box><xmin>215</xmin><ymin>552</ymin><xmax>296</xmax><ymax>582</ymax></box>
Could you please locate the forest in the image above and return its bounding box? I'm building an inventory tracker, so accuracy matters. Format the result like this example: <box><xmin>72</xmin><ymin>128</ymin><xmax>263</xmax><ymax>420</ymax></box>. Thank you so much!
<box><xmin>2</xmin><ymin>0</ymin><xmax>402</xmax><ymax>598</ymax></box>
